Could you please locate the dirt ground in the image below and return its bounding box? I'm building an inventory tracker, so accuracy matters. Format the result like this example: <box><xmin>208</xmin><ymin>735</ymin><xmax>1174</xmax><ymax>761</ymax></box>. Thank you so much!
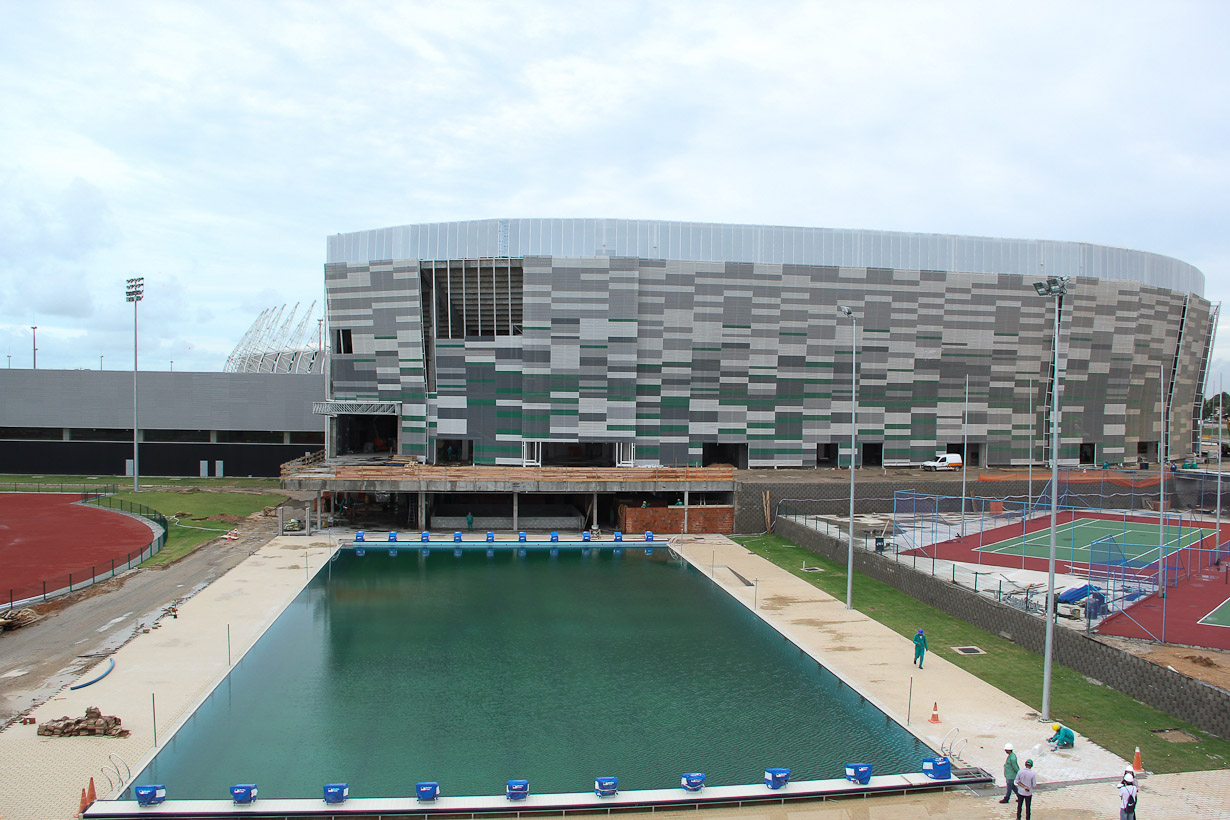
<box><xmin>1098</xmin><ymin>636</ymin><xmax>1230</xmax><ymax>692</ymax></box>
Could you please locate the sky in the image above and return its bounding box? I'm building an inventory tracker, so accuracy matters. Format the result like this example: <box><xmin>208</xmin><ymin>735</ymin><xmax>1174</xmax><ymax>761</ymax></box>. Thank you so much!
<box><xmin>1</xmin><ymin>0</ymin><xmax>1229</xmax><ymax>387</ymax></box>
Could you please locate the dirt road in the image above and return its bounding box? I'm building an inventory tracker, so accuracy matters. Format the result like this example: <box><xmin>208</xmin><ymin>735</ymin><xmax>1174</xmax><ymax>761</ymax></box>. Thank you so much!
<box><xmin>0</xmin><ymin>519</ymin><xmax>278</xmax><ymax>725</ymax></box>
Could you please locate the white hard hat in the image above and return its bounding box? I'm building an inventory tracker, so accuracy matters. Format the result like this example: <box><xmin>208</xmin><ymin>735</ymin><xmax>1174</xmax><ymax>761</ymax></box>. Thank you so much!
<box><xmin>1004</xmin><ymin>743</ymin><xmax>1013</xmax><ymax>751</ymax></box>
<box><xmin>1123</xmin><ymin>771</ymin><xmax>1135</xmax><ymax>783</ymax></box>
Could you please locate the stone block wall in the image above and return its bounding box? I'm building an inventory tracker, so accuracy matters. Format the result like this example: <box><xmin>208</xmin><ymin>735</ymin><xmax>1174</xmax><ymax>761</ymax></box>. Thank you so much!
<box><xmin>776</xmin><ymin>517</ymin><xmax>1230</xmax><ymax>741</ymax></box>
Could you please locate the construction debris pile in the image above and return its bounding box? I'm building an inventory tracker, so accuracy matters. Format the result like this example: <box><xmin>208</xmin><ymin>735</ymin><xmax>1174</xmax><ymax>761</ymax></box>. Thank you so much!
<box><xmin>0</xmin><ymin>608</ymin><xmax>40</xmax><ymax>631</ymax></box>
<box><xmin>37</xmin><ymin>706</ymin><xmax>130</xmax><ymax>738</ymax></box>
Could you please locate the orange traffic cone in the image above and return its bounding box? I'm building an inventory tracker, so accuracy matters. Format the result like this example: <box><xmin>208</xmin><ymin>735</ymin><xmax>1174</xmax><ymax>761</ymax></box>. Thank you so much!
<box><xmin>87</xmin><ymin>777</ymin><xmax>97</xmax><ymax>805</ymax></box>
<box><xmin>928</xmin><ymin>702</ymin><xmax>941</xmax><ymax>723</ymax></box>
<box><xmin>77</xmin><ymin>787</ymin><xmax>89</xmax><ymax>817</ymax></box>
<box><xmin>1133</xmin><ymin>746</ymin><xmax>1144</xmax><ymax>773</ymax></box>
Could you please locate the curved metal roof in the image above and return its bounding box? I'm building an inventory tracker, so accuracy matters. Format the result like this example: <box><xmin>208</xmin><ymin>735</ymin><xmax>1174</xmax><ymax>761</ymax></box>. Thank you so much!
<box><xmin>327</xmin><ymin>218</ymin><xmax>1204</xmax><ymax>295</ymax></box>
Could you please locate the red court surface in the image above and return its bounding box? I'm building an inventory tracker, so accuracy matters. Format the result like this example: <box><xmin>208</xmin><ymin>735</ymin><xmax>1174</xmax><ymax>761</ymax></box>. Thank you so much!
<box><xmin>1096</xmin><ymin>565</ymin><xmax>1230</xmax><ymax>651</ymax></box>
<box><xmin>0</xmin><ymin>493</ymin><xmax>156</xmax><ymax>605</ymax></box>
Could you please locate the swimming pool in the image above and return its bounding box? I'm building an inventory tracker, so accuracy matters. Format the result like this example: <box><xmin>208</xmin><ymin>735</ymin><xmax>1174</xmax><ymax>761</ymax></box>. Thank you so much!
<box><xmin>129</xmin><ymin>545</ymin><xmax>933</xmax><ymax>800</ymax></box>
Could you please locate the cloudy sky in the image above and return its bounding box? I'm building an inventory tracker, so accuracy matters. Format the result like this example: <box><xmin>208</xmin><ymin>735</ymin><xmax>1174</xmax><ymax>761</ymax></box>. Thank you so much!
<box><xmin>2</xmin><ymin>1</ymin><xmax>1228</xmax><ymax>385</ymax></box>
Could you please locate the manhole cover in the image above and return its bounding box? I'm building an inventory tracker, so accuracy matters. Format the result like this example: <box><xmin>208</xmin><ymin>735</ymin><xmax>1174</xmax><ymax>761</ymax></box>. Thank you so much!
<box><xmin>1150</xmin><ymin>728</ymin><xmax>1200</xmax><ymax>743</ymax></box>
<box><xmin>951</xmin><ymin>646</ymin><xmax>986</xmax><ymax>655</ymax></box>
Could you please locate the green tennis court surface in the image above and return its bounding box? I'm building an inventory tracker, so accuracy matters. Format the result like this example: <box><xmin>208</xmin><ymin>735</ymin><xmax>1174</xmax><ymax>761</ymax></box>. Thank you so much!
<box><xmin>1198</xmin><ymin>597</ymin><xmax>1230</xmax><ymax>628</ymax></box>
<box><xmin>975</xmin><ymin>516</ymin><xmax>1211</xmax><ymax>566</ymax></box>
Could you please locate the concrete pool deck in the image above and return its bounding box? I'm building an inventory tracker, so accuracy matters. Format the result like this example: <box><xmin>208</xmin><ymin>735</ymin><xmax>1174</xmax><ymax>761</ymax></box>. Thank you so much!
<box><xmin>1</xmin><ymin>533</ymin><xmax>1227</xmax><ymax>820</ymax></box>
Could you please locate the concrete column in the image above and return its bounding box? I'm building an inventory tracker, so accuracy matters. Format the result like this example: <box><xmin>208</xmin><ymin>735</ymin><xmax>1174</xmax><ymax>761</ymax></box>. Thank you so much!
<box><xmin>513</xmin><ymin>492</ymin><xmax>519</xmax><ymax>533</ymax></box>
<box><xmin>683</xmin><ymin>488</ymin><xmax>690</xmax><ymax>534</ymax></box>
<box><xmin>592</xmin><ymin>492</ymin><xmax>598</xmax><ymax>528</ymax></box>
<box><xmin>418</xmin><ymin>492</ymin><xmax>426</xmax><ymax>532</ymax></box>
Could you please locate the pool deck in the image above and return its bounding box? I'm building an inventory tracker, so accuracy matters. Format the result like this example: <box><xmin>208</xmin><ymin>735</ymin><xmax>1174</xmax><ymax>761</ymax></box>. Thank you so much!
<box><xmin>1</xmin><ymin>534</ymin><xmax>1228</xmax><ymax>820</ymax></box>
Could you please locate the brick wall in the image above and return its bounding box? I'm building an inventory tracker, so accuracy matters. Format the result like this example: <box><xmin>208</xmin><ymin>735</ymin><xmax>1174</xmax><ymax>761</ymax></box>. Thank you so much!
<box><xmin>618</xmin><ymin>505</ymin><xmax>734</xmax><ymax>535</ymax></box>
<box><xmin>775</xmin><ymin>517</ymin><xmax>1230</xmax><ymax>741</ymax></box>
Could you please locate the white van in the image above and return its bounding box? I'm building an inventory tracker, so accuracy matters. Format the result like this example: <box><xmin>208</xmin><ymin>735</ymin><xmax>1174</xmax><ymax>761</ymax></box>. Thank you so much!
<box><xmin>922</xmin><ymin>453</ymin><xmax>963</xmax><ymax>471</ymax></box>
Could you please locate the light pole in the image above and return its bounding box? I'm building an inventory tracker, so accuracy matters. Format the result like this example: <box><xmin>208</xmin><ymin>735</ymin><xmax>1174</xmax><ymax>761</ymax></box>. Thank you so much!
<box><xmin>126</xmin><ymin>277</ymin><xmax>145</xmax><ymax>492</ymax></box>
<box><xmin>1032</xmin><ymin>275</ymin><xmax>1070</xmax><ymax>722</ymax></box>
<box><xmin>30</xmin><ymin>326</ymin><xmax>37</xmax><ymax>369</ymax></box>
<box><xmin>838</xmin><ymin>304</ymin><xmax>858</xmax><ymax>610</ymax></box>
<box><xmin>100</xmin><ymin>355</ymin><xmax>104</xmax><ymax>370</ymax></box>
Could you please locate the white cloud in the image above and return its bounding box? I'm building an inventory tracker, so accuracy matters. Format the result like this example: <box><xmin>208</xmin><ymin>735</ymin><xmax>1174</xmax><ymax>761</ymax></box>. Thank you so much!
<box><xmin>0</xmin><ymin>0</ymin><xmax>1226</xmax><ymax>374</ymax></box>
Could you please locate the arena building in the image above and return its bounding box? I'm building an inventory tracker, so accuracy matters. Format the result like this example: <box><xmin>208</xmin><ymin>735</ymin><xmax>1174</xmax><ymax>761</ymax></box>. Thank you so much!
<box><xmin>317</xmin><ymin>218</ymin><xmax>1216</xmax><ymax>472</ymax></box>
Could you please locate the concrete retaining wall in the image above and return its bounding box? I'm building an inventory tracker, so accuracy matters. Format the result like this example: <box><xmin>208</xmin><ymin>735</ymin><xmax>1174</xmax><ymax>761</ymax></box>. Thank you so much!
<box><xmin>775</xmin><ymin>517</ymin><xmax>1230</xmax><ymax>742</ymax></box>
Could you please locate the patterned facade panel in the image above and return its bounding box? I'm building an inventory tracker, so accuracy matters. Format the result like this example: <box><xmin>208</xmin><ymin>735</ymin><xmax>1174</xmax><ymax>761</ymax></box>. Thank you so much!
<box><xmin>324</xmin><ymin>249</ymin><xmax>1213</xmax><ymax>468</ymax></box>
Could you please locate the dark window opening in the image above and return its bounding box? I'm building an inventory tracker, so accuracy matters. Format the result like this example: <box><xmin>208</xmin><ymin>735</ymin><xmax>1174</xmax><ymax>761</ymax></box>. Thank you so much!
<box><xmin>540</xmin><ymin>442</ymin><xmax>616</xmax><ymax>467</ymax></box>
<box><xmin>816</xmin><ymin>442</ymin><xmax>839</xmax><ymax>467</ymax></box>
<box><xmin>335</xmin><ymin>415</ymin><xmax>397</xmax><ymax>456</ymax></box>
<box><xmin>144</xmin><ymin>429</ymin><xmax>210</xmax><ymax>443</ymax></box>
<box><xmin>333</xmin><ymin>328</ymin><xmax>353</xmax><ymax>354</ymax></box>
<box><xmin>948</xmin><ymin>441</ymin><xmax>980</xmax><ymax>467</ymax></box>
<box><xmin>0</xmin><ymin>427</ymin><xmax>63</xmax><ymax>440</ymax></box>
<box><xmin>1079</xmin><ymin>442</ymin><xmax>1096</xmax><ymax>464</ymax></box>
<box><xmin>861</xmin><ymin>442</ymin><xmax>883</xmax><ymax>467</ymax></box>
<box><xmin>289</xmin><ymin>431</ymin><xmax>325</xmax><ymax>445</ymax></box>
<box><xmin>428</xmin><ymin>260</ymin><xmax>523</xmax><ymax>340</ymax></box>
<box><xmin>69</xmin><ymin>428</ymin><xmax>134</xmax><ymax>442</ymax></box>
<box><xmin>702</xmin><ymin>442</ymin><xmax>748</xmax><ymax>469</ymax></box>
<box><xmin>215</xmin><ymin>430</ymin><xmax>285</xmax><ymax>444</ymax></box>
<box><xmin>436</xmin><ymin>439</ymin><xmax>472</xmax><ymax>465</ymax></box>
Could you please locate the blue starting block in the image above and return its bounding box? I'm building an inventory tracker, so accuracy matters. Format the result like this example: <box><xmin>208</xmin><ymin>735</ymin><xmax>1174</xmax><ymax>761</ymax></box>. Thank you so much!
<box><xmin>134</xmin><ymin>785</ymin><xmax>166</xmax><ymax>806</ymax></box>
<box><xmin>844</xmin><ymin>763</ymin><xmax>872</xmax><ymax>785</ymax></box>
<box><xmin>594</xmin><ymin>776</ymin><xmax>618</xmax><ymax>797</ymax></box>
<box><xmin>355</xmin><ymin>531</ymin><xmax>365</xmax><ymax>542</ymax></box>
<box><xmin>486</xmin><ymin>531</ymin><xmax>495</xmax><ymax>542</ymax></box>
<box><xmin>645</xmin><ymin>531</ymin><xmax>654</xmax><ymax>541</ymax></box>
<box><xmin>680</xmin><ymin>773</ymin><xmax>705</xmax><ymax>792</ymax></box>
<box><xmin>550</xmin><ymin>531</ymin><xmax>559</xmax><ymax>541</ymax></box>
<box><xmin>519</xmin><ymin>532</ymin><xmax>527</xmax><ymax>542</ymax></box>
<box><xmin>230</xmin><ymin>784</ymin><xmax>258</xmax><ymax>804</ymax></box>
<box><xmin>420</xmin><ymin>531</ymin><xmax>430</xmax><ymax>542</ymax></box>
<box><xmin>582</xmin><ymin>530</ymin><xmax>591</xmax><ymax>541</ymax></box>
<box><xmin>506</xmin><ymin>779</ymin><xmax>529</xmax><ymax>801</ymax></box>
<box><xmin>323</xmin><ymin>783</ymin><xmax>349</xmax><ymax>804</ymax></box>
<box><xmin>453</xmin><ymin>532</ymin><xmax>462</xmax><ymax>542</ymax></box>
<box><xmin>416</xmin><ymin>782</ymin><xmax>439</xmax><ymax>801</ymax></box>
<box><xmin>764</xmin><ymin>768</ymin><xmax>790</xmax><ymax>790</ymax></box>
<box><xmin>388</xmin><ymin>531</ymin><xmax>397</xmax><ymax>542</ymax></box>
<box><xmin>614</xmin><ymin>531</ymin><xmax>623</xmax><ymax>541</ymax></box>
<box><xmin>921</xmin><ymin>756</ymin><xmax>951</xmax><ymax>780</ymax></box>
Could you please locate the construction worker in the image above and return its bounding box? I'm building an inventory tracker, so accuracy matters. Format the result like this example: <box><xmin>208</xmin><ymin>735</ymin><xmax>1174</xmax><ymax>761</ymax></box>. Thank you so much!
<box><xmin>1047</xmin><ymin>722</ymin><xmax>1075</xmax><ymax>750</ymax></box>
<box><xmin>913</xmin><ymin>628</ymin><xmax>928</xmax><ymax>669</ymax></box>
<box><xmin>999</xmin><ymin>743</ymin><xmax>1019</xmax><ymax>803</ymax></box>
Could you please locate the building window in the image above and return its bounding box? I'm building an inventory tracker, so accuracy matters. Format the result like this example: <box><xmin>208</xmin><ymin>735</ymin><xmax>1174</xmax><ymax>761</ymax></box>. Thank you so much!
<box><xmin>424</xmin><ymin>260</ymin><xmax>523</xmax><ymax>340</ymax></box>
<box><xmin>289</xmin><ymin>431</ymin><xmax>325</xmax><ymax>445</ymax></box>
<box><xmin>0</xmin><ymin>427</ymin><xmax>62</xmax><ymax>440</ymax></box>
<box><xmin>333</xmin><ymin>328</ymin><xmax>353</xmax><ymax>354</ymax></box>
<box><xmin>215</xmin><ymin>430</ymin><xmax>285</xmax><ymax>444</ymax></box>
<box><xmin>68</xmin><ymin>428</ymin><xmax>134</xmax><ymax>442</ymax></box>
<box><xmin>144</xmin><ymin>429</ymin><xmax>211</xmax><ymax>443</ymax></box>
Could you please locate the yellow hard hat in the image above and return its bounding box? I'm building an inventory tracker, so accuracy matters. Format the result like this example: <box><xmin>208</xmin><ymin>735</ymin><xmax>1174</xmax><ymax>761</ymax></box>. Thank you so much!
<box><xmin>1052</xmin><ymin>723</ymin><xmax>1060</xmax><ymax>731</ymax></box>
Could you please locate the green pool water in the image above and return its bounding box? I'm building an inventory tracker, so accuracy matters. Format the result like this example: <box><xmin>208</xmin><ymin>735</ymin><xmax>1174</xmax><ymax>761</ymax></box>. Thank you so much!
<box><xmin>133</xmin><ymin>549</ymin><xmax>931</xmax><ymax>799</ymax></box>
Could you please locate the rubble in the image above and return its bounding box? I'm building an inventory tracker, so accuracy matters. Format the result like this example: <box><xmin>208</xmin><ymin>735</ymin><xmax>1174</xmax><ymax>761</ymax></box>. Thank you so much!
<box><xmin>37</xmin><ymin>706</ymin><xmax>130</xmax><ymax>738</ymax></box>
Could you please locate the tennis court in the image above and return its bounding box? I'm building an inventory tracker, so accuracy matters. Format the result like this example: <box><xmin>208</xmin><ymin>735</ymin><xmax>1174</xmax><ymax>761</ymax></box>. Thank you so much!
<box><xmin>1198</xmin><ymin>596</ymin><xmax>1230</xmax><ymax>628</ymax></box>
<box><xmin>974</xmin><ymin>514</ymin><xmax>1212</xmax><ymax>570</ymax></box>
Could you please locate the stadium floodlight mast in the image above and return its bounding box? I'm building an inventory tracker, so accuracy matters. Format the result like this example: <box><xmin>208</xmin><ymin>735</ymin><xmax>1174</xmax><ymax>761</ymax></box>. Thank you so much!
<box><xmin>125</xmin><ymin>277</ymin><xmax>145</xmax><ymax>492</ymax></box>
<box><xmin>837</xmin><ymin>304</ymin><xmax>857</xmax><ymax>610</ymax></box>
<box><xmin>30</xmin><ymin>326</ymin><xmax>37</xmax><ymax>369</ymax></box>
<box><xmin>1033</xmin><ymin>275</ymin><xmax>1070</xmax><ymax>722</ymax></box>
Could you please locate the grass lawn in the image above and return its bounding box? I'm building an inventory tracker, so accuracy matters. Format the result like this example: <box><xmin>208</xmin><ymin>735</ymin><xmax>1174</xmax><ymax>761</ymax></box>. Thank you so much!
<box><xmin>107</xmin><ymin>489</ymin><xmax>287</xmax><ymax>566</ymax></box>
<box><xmin>0</xmin><ymin>474</ymin><xmax>281</xmax><ymax>491</ymax></box>
<box><xmin>732</xmin><ymin>533</ymin><xmax>1230</xmax><ymax>774</ymax></box>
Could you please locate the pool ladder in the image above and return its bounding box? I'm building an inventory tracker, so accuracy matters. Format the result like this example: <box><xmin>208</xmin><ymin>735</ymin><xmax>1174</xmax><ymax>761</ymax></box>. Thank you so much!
<box><xmin>99</xmin><ymin>752</ymin><xmax>132</xmax><ymax>796</ymax></box>
<box><xmin>940</xmin><ymin>728</ymin><xmax>970</xmax><ymax>763</ymax></box>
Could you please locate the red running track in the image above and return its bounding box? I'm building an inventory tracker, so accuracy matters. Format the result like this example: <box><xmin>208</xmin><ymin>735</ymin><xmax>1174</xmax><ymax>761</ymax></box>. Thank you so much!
<box><xmin>0</xmin><ymin>494</ymin><xmax>156</xmax><ymax>605</ymax></box>
<box><xmin>1097</xmin><ymin>565</ymin><xmax>1230</xmax><ymax>651</ymax></box>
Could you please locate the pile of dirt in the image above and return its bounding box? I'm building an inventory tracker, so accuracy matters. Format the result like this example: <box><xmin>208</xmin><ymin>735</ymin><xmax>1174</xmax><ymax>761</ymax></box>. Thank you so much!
<box><xmin>1184</xmin><ymin>654</ymin><xmax>1220</xmax><ymax>669</ymax></box>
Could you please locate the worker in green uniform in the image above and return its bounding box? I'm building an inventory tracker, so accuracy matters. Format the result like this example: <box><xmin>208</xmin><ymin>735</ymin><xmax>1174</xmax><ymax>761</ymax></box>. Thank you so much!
<box><xmin>1000</xmin><ymin>743</ymin><xmax>1019</xmax><ymax>803</ymax></box>
<box><xmin>913</xmin><ymin>628</ymin><xmax>928</xmax><ymax>668</ymax></box>
<box><xmin>1047</xmin><ymin>723</ymin><xmax>1075</xmax><ymax>750</ymax></box>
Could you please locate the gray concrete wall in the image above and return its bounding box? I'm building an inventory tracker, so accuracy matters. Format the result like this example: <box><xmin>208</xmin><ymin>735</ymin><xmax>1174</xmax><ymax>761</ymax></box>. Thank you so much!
<box><xmin>776</xmin><ymin>517</ymin><xmax>1230</xmax><ymax>742</ymax></box>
